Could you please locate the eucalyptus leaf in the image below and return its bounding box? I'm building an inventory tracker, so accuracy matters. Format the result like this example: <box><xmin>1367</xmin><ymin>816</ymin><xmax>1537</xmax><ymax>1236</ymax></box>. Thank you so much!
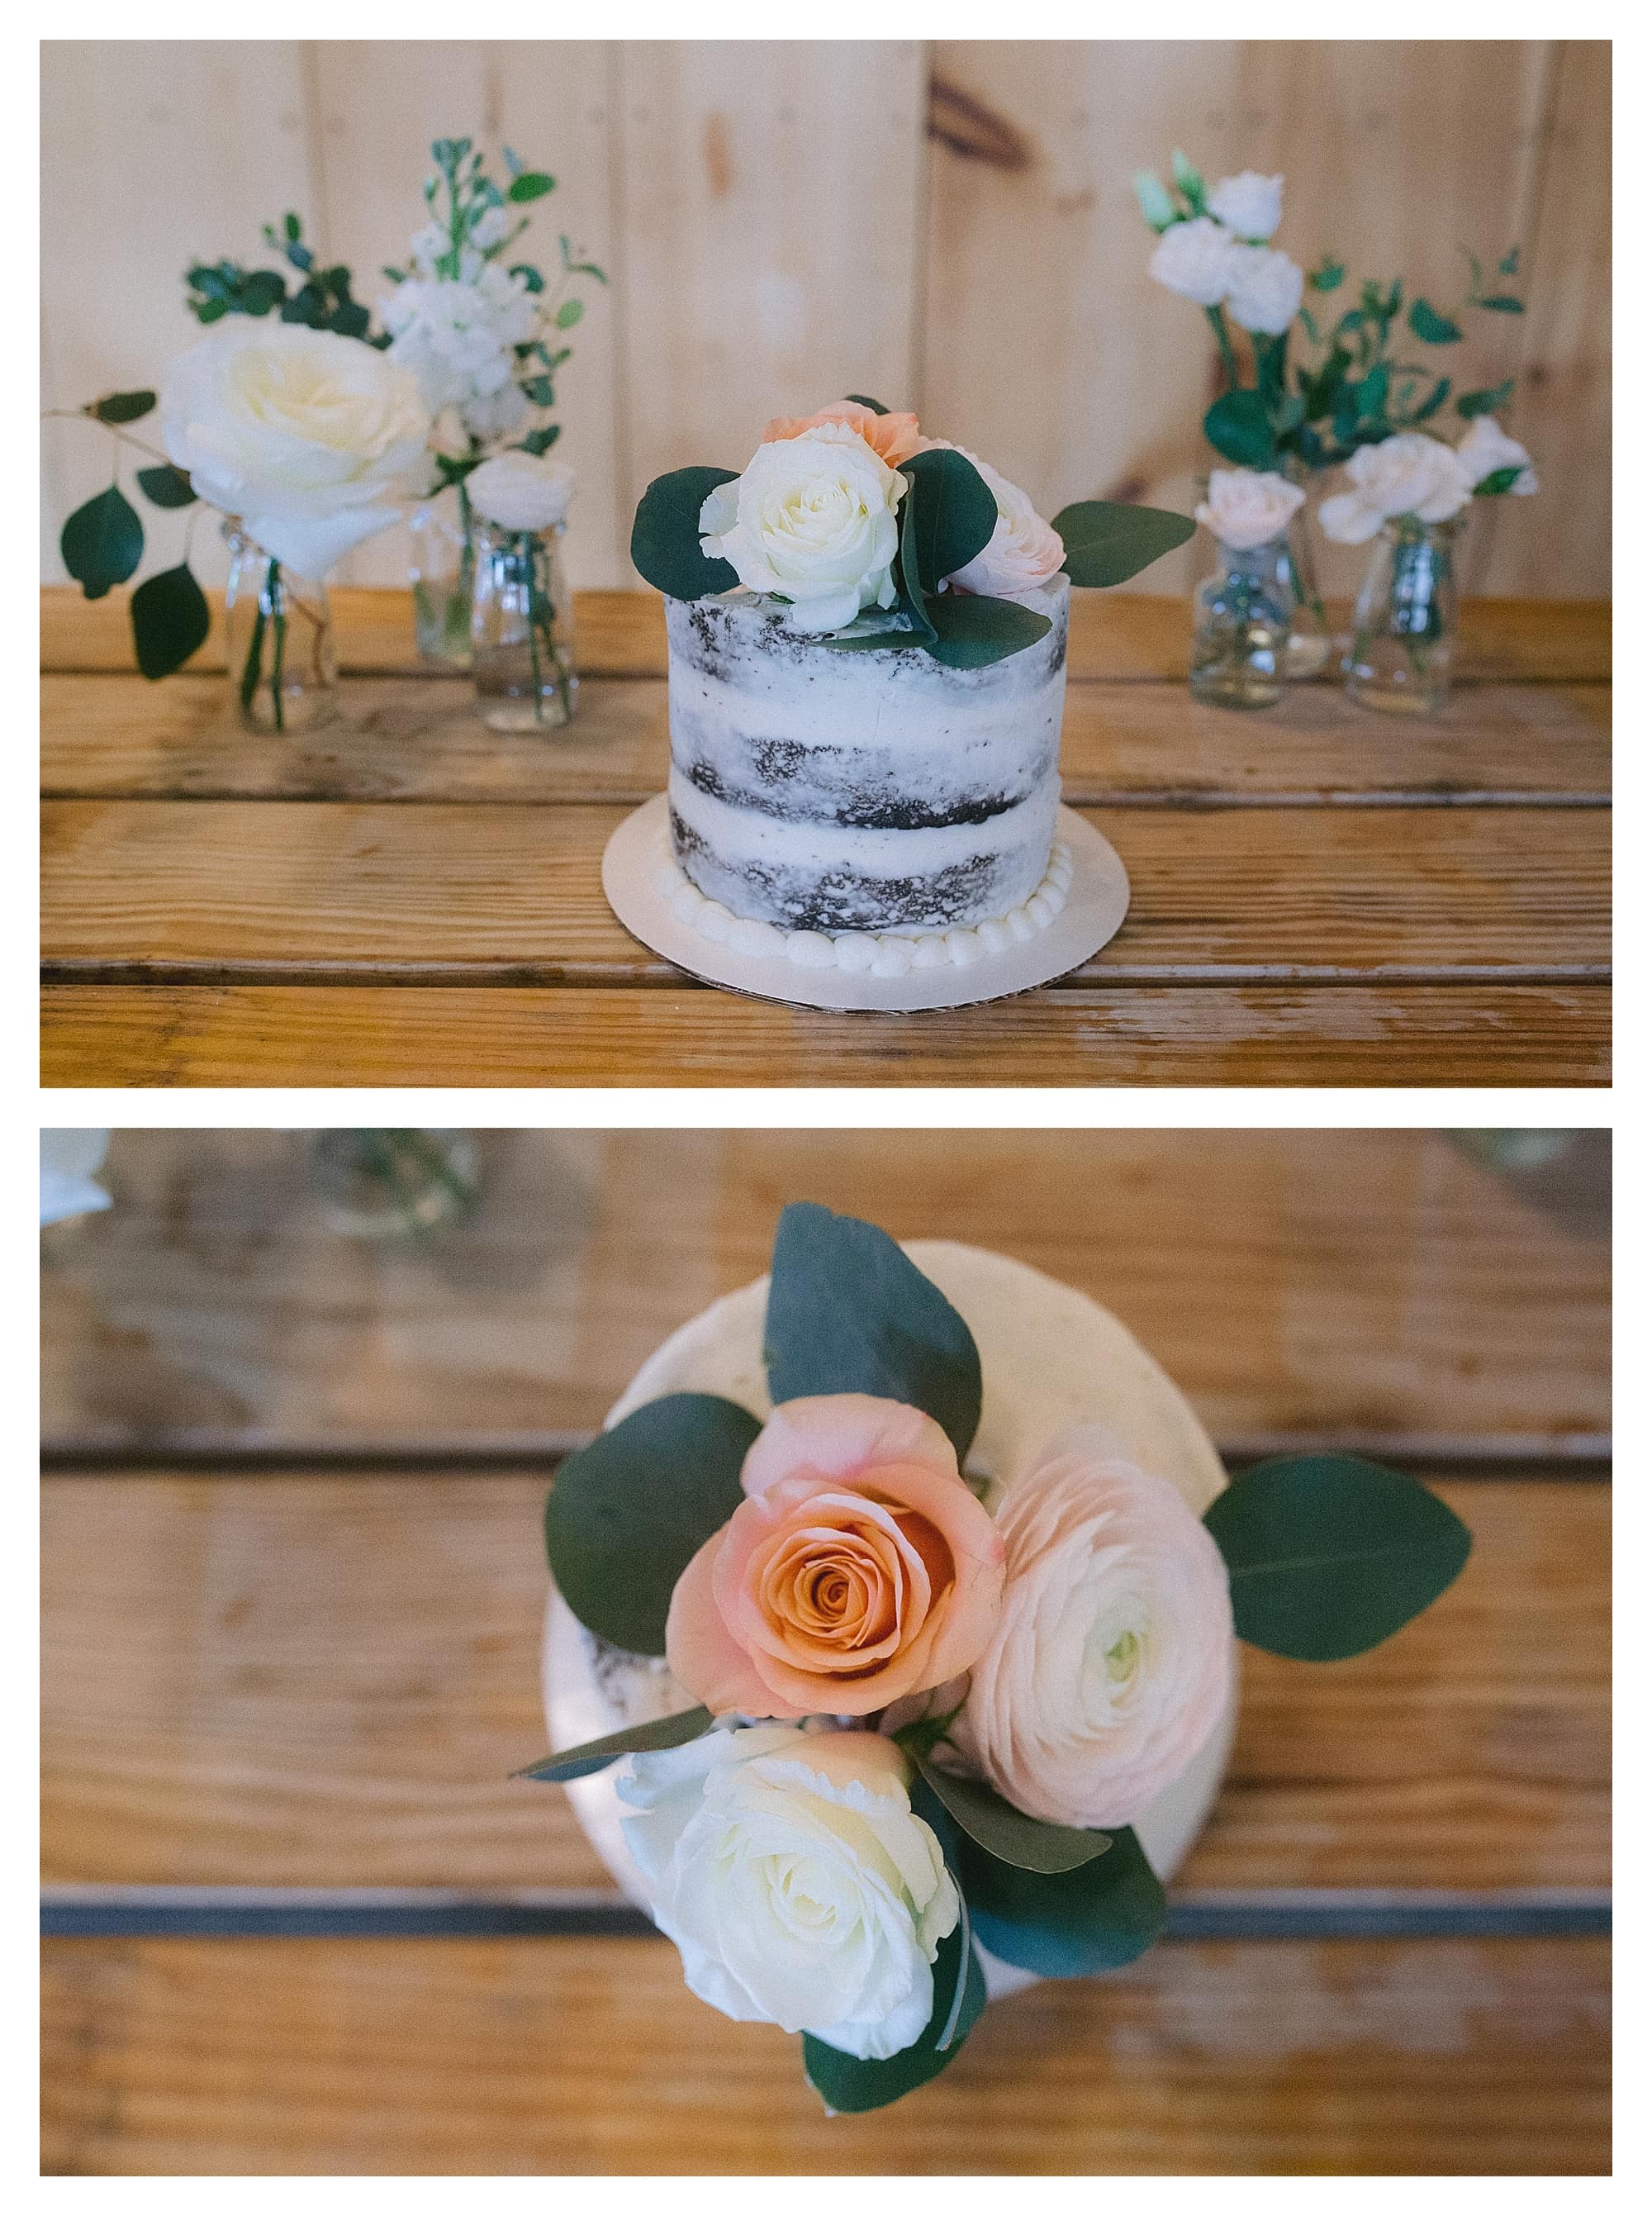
<box><xmin>135</xmin><ymin>464</ymin><xmax>197</xmax><ymax>510</ymax></box>
<box><xmin>1200</xmin><ymin>388</ymin><xmax>1277</xmax><ymax>468</ymax></box>
<box><xmin>60</xmin><ymin>486</ymin><xmax>144</xmax><ymax>600</ymax></box>
<box><xmin>895</xmin><ymin>491</ymin><xmax>938</xmax><ymax>640</ymax></box>
<box><xmin>917</xmin><ymin>1758</ymin><xmax>1111</xmax><ymax>1873</ymax></box>
<box><xmin>130</xmin><ymin>564</ymin><xmax>211</xmax><ymax>680</ymax></box>
<box><xmin>1455</xmin><ymin>380</ymin><xmax>1515</xmax><ymax>421</ymax></box>
<box><xmin>1309</xmin><ymin>258</ymin><xmax>1345</xmax><ymax>292</ymax></box>
<box><xmin>1477</xmin><ymin>294</ymin><xmax>1524</xmax><ymax>313</ymax></box>
<box><xmin>801</xmin><ymin>1918</ymin><xmax>986</xmax><ymax>2114</ymax></box>
<box><xmin>902</xmin><ymin>446</ymin><xmax>998</xmax><ymax>594</ymax></box>
<box><xmin>554</xmin><ymin>297</ymin><xmax>584</xmax><ymax>330</ymax></box>
<box><xmin>508</xmin><ymin>171</ymin><xmax>557</xmax><ymax>203</ymax></box>
<box><xmin>844</xmin><ymin>393</ymin><xmax>890</xmax><ymax>414</ymax></box>
<box><xmin>922</xmin><ymin>591</ymin><xmax>1051</xmax><ymax>670</ymax></box>
<box><xmin>630</xmin><ymin>466</ymin><xmax>739</xmax><ymax>600</ymax></box>
<box><xmin>1053</xmin><ymin>497</ymin><xmax>1197</xmax><ymax>585</ymax></box>
<box><xmin>1473</xmin><ymin>465</ymin><xmax>1525</xmax><ymax>497</ymax></box>
<box><xmin>961</xmin><ymin>1824</ymin><xmax>1165</xmax><ymax>1976</ymax></box>
<box><xmin>512</xmin><ymin>1705</ymin><xmax>714</xmax><ymax>1783</ymax></box>
<box><xmin>92</xmin><ymin>389</ymin><xmax>157</xmax><ymax>426</ymax></box>
<box><xmin>764</xmin><ymin>1203</ymin><xmax>981</xmax><ymax>1462</ymax></box>
<box><xmin>1408</xmin><ymin>297</ymin><xmax>1464</xmax><ymax>345</ymax></box>
<box><xmin>1203</xmin><ymin>1454</ymin><xmax>1472</xmax><ymax>1661</ymax></box>
<box><xmin>543</xmin><ymin>1392</ymin><xmax>759</xmax><ymax>1654</ymax></box>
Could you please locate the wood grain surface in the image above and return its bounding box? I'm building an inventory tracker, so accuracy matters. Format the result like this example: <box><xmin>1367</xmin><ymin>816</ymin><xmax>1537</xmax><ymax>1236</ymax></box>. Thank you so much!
<box><xmin>40</xmin><ymin>1130</ymin><xmax>1612</xmax><ymax>1458</ymax></box>
<box><xmin>40</xmin><ymin>1472</ymin><xmax>1609</xmax><ymax>1895</ymax></box>
<box><xmin>40</xmin><ymin>1933</ymin><xmax>1610</xmax><ymax>2175</ymax></box>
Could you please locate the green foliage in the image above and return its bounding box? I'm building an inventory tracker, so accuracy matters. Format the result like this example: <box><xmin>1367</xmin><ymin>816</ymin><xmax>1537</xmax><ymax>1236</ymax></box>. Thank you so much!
<box><xmin>763</xmin><ymin>1202</ymin><xmax>982</xmax><ymax>1463</ymax></box>
<box><xmin>554</xmin><ymin>297</ymin><xmax>584</xmax><ymax>330</ymax></box>
<box><xmin>129</xmin><ymin>563</ymin><xmax>212</xmax><ymax>679</ymax></box>
<box><xmin>60</xmin><ymin>486</ymin><xmax>144</xmax><ymax>599</ymax></box>
<box><xmin>1203</xmin><ymin>1454</ymin><xmax>1472</xmax><ymax>1662</ymax></box>
<box><xmin>1170</xmin><ymin>148</ymin><xmax>1205</xmax><ymax>213</ymax></box>
<box><xmin>630</xmin><ymin>466</ymin><xmax>740</xmax><ymax>600</ymax></box>
<box><xmin>912</xmin><ymin>1758</ymin><xmax>1111</xmax><ymax>1874</ymax></box>
<box><xmin>91</xmin><ymin>390</ymin><xmax>156</xmax><ymax>426</ymax></box>
<box><xmin>1473</xmin><ymin>464</ymin><xmax>1525</xmax><ymax>497</ymax></box>
<box><xmin>921</xmin><ymin>591</ymin><xmax>1051</xmax><ymax>669</ymax></box>
<box><xmin>901</xmin><ymin>447</ymin><xmax>998</xmax><ymax>593</ymax></box>
<box><xmin>961</xmin><ymin>1823</ymin><xmax>1165</xmax><ymax>1976</ymax></box>
<box><xmin>513</xmin><ymin>1705</ymin><xmax>714</xmax><ymax>1784</ymax></box>
<box><xmin>1203</xmin><ymin>387</ymin><xmax>1278</xmax><ymax>468</ymax></box>
<box><xmin>1132</xmin><ymin>170</ymin><xmax>1176</xmax><ymax>231</ymax></box>
<box><xmin>508</xmin><ymin>170</ymin><xmax>557</xmax><ymax>203</ymax></box>
<box><xmin>1456</xmin><ymin>379</ymin><xmax>1515</xmax><ymax>420</ymax></box>
<box><xmin>542</xmin><ymin>1393</ymin><xmax>759</xmax><ymax>1654</ymax></box>
<box><xmin>801</xmin><ymin>1918</ymin><xmax>987</xmax><ymax>2114</ymax></box>
<box><xmin>894</xmin><ymin>489</ymin><xmax>938</xmax><ymax>642</ymax></box>
<box><xmin>1052</xmin><ymin>498</ymin><xmax>1196</xmax><ymax>586</ymax></box>
<box><xmin>844</xmin><ymin>393</ymin><xmax>890</xmax><ymax>413</ymax></box>
<box><xmin>1408</xmin><ymin>297</ymin><xmax>1464</xmax><ymax>345</ymax></box>
<box><xmin>135</xmin><ymin>464</ymin><xmax>197</xmax><ymax>510</ymax></box>
<box><xmin>519</xmin><ymin>424</ymin><xmax>563</xmax><ymax>457</ymax></box>
<box><xmin>186</xmin><ymin>220</ymin><xmax>373</xmax><ymax>342</ymax></box>
<box><xmin>1309</xmin><ymin>259</ymin><xmax>1345</xmax><ymax>292</ymax></box>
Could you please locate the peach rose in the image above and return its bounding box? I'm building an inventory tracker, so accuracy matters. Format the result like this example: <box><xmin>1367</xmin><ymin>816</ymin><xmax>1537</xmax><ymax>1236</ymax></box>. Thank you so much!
<box><xmin>761</xmin><ymin>401</ymin><xmax>923</xmax><ymax>468</ymax></box>
<box><xmin>665</xmin><ymin>1394</ymin><xmax>1005</xmax><ymax>1719</ymax></box>
<box><xmin>955</xmin><ymin>1429</ymin><xmax>1234</xmax><ymax>1828</ymax></box>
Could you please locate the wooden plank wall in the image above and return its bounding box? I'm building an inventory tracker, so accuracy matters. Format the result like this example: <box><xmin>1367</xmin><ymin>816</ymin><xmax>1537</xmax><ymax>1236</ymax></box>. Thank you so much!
<box><xmin>41</xmin><ymin>40</ymin><xmax>1609</xmax><ymax>599</ymax></box>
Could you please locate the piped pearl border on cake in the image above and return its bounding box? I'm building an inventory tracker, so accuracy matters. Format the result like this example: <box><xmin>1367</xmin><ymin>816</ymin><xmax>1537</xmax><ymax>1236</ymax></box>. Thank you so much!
<box><xmin>653</xmin><ymin>828</ymin><xmax>1075</xmax><ymax>979</ymax></box>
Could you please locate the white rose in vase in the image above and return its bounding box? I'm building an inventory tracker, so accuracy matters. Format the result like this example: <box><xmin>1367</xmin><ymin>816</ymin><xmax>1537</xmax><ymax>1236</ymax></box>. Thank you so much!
<box><xmin>1223</xmin><ymin>246</ymin><xmax>1304</xmax><ymax>336</ymax></box>
<box><xmin>161</xmin><ymin>323</ymin><xmax>431</xmax><ymax>578</ymax></box>
<box><xmin>699</xmin><ymin>422</ymin><xmax>903</xmax><ymax>632</ymax></box>
<box><xmin>1148</xmin><ymin>216</ymin><xmax>1242</xmax><ymax>307</ymax></box>
<box><xmin>1194</xmin><ymin>467</ymin><xmax>1305</xmax><ymax>553</ymax></box>
<box><xmin>1207</xmin><ymin>171</ymin><xmax>1284</xmax><ymax>242</ymax></box>
<box><xmin>620</xmin><ymin>1724</ymin><xmax>959</xmax><ymax>2061</ymax></box>
<box><xmin>955</xmin><ymin>1430</ymin><xmax>1235</xmax><ymax>1830</ymax></box>
<box><xmin>918</xmin><ymin>442</ymin><xmax>1066</xmax><ymax>597</ymax></box>
<box><xmin>466</xmin><ymin>451</ymin><xmax>576</xmax><ymax>533</ymax></box>
<box><xmin>1318</xmin><ymin>431</ymin><xmax>1475</xmax><ymax>544</ymax></box>
<box><xmin>1455</xmin><ymin>414</ymin><xmax>1539</xmax><ymax>497</ymax></box>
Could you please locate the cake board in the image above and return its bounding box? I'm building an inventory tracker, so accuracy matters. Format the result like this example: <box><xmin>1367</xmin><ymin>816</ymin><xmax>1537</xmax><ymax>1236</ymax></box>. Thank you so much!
<box><xmin>601</xmin><ymin>794</ymin><xmax>1130</xmax><ymax>1014</ymax></box>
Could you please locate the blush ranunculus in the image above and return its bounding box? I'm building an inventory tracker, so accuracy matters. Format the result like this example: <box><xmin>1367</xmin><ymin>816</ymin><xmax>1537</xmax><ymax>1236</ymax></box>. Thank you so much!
<box><xmin>955</xmin><ymin>1429</ymin><xmax>1234</xmax><ymax>1828</ymax></box>
<box><xmin>665</xmin><ymin>1394</ymin><xmax>1006</xmax><ymax>1719</ymax></box>
<box><xmin>761</xmin><ymin>401</ymin><xmax>923</xmax><ymax>468</ymax></box>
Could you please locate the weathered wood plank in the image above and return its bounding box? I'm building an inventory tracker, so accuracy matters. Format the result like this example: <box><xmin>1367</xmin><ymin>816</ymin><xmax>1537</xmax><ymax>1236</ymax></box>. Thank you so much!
<box><xmin>38</xmin><ymin>1472</ymin><xmax>1608</xmax><ymax>1897</ymax></box>
<box><xmin>38</xmin><ymin>979</ymin><xmax>1612</xmax><ymax>1087</ymax></box>
<box><xmin>40</xmin><ymin>673</ymin><xmax>1612</xmax><ymax>806</ymax></box>
<box><xmin>39</xmin><ymin>801</ymin><xmax>1609</xmax><ymax>982</ymax></box>
<box><xmin>39</xmin><ymin>1130</ymin><xmax>1612</xmax><ymax>1458</ymax></box>
<box><xmin>40</xmin><ymin>1933</ymin><xmax>1610</xmax><ymax>2174</ymax></box>
<box><xmin>40</xmin><ymin>585</ymin><xmax>1613</xmax><ymax>686</ymax></box>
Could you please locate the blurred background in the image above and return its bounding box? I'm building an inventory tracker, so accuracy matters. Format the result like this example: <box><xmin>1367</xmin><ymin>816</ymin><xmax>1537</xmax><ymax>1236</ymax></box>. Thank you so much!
<box><xmin>42</xmin><ymin>1128</ymin><xmax>1608</xmax><ymax>2173</ymax></box>
<box><xmin>40</xmin><ymin>39</ymin><xmax>1610</xmax><ymax>604</ymax></box>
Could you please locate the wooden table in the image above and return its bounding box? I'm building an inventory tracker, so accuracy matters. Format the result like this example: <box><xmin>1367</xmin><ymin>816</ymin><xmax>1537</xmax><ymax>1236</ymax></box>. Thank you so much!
<box><xmin>40</xmin><ymin>590</ymin><xmax>1610</xmax><ymax>1087</ymax></box>
<box><xmin>41</xmin><ymin>1129</ymin><xmax>1611</xmax><ymax>2173</ymax></box>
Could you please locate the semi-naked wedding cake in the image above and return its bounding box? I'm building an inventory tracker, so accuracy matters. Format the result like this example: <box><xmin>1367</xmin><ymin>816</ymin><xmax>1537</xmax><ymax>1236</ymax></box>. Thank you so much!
<box><xmin>662</xmin><ymin>578</ymin><xmax>1069</xmax><ymax>941</ymax></box>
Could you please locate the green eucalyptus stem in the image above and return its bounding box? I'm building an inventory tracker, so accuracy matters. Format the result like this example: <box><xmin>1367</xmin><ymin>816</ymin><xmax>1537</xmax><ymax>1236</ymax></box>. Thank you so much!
<box><xmin>1285</xmin><ymin>548</ymin><xmax>1327</xmax><ymax>625</ymax></box>
<box><xmin>1204</xmin><ymin>303</ymin><xmax>1241</xmax><ymax>392</ymax></box>
<box><xmin>238</xmin><ymin>602</ymin><xmax>267</xmax><ymax>714</ymax></box>
<box><xmin>267</xmin><ymin>559</ymin><xmax>287</xmax><ymax>732</ymax></box>
<box><xmin>520</xmin><ymin>533</ymin><xmax>546</xmax><ymax>720</ymax></box>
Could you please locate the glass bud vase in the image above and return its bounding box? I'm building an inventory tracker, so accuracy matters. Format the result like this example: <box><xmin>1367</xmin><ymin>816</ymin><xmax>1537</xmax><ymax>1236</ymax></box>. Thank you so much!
<box><xmin>1344</xmin><ymin>519</ymin><xmax>1460</xmax><ymax>717</ymax></box>
<box><xmin>222</xmin><ymin>521</ymin><xmax>338</xmax><ymax>735</ymax></box>
<box><xmin>471</xmin><ymin>521</ymin><xmax>577</xmax><ymax>731</ymax></box>
<box><xmin>410</xmin><ymin>483</ymin><xmax>477</xmax><ymax>670</ymax></box>
<box><xmin>1189</xmin><ymin>540</ymin><xmax>1292</xmax><ymax>710</ymax></box>
<box><xmin>1280</xmin><ymin>505</ymin><xmax>1331</xmax><ymax>678</ymax></box>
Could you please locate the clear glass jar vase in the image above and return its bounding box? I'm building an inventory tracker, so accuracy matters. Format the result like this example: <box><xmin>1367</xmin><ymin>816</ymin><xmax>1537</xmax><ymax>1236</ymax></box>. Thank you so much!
<box><xmin>1344</xmin><ymin>518</ymin><xmax>1460</xmax><ymax>717</ymax></box>
<box><xmin>1279</xmin><ymin>502</ymin><xmax>1331</xmax><ymax>678</ymax></box>
<box><xmin>471</xmin><ymin>520</ymin><xmax>577</xmax><ymax>731</ymax></box>
<box><xmin>410</xmin><ymin>483</ymin><xmax>477</xmax><ymax>670</ymax></box>
<box><xmin>222</xmin><ymin>521</ymin><xmax>338</xmax><ymax>734</ymax></box>
<box><xmin>1190</xmin><ymin>540</ymin><xmax>1292</xmax><ymax>709</ymax></box>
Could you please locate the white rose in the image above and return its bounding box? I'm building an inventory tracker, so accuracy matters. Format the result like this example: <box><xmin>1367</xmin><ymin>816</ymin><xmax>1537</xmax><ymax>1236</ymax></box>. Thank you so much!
<box><xmin>1207</xmin><ymin>171</ymin><xmax>1284</xmax><ymax>242</ymax></box>
<box><xmin>1456</xmin><ymin>414</ymin><xmax>1538</xmax><ymax>497</ymax></box>
<box><xmin>1194</xmin><ymin>467</ymin><xmax>1305</xmax><ymax>553</ymax></box>
<box><xmin>919</xmin><ymin>442</ymin><xmax>1066</xmax><ymax>598</ymax></box>
<box><xmin>1318</xmin><ymin>431</ymin><xmax>1475</xmax><ymax>544</ymax></box>
<box><xmin>161</xmin><ymin>323</ymin><xmax>430</xmax><ymax>578</ymax></box>
<box><xmin>619</xmin><ymin>1724</ymin><xmax>959</xmax><ymax>2061</ymax></box>
<box><xmin>1223</xmin><ymin>246</ymin><xmax>1303</xmax><ymax>335</ymax></box>
<box><xmin>1148</xmin><ymin>216</ymin><xmax>1242</xmax><ymax>307</ymax></box>
<box><xmin>40</xmin><ymin>1129</ymin><xmax>112</xmax><ymax>1227</ymax></box>
<box><xmin>466</xmin><ymin>450</ymin><xmax>575</xmax><ymax>532</ymax></box>
<box><xmin>699</xmin><ymin>422</ymin><xmax>902</xmax><ymax>632</ymax></box>
<box><xmin>956</xmin><ymin>1430</ymin><xmax>1235</xmax><ymax>1830</ymax></box>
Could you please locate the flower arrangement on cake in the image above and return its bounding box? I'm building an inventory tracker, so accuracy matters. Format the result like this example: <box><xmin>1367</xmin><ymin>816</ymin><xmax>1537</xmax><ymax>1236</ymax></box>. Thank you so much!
<box><xmin>525</xmin><ymin>1205</ymin><xmax>1473</xmax><ymax>2114</ymax></box>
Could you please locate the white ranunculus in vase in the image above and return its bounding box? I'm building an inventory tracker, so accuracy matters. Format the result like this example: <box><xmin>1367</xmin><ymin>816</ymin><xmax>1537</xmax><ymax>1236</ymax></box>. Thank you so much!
<box><xmin>1207</xmin><ymin>170</ymin><xmax>1284</xmax><ymax>241</ymax></box>
<box><xmin>1455</xmin><ymin>414</ymin><xmax>1539</xmax><ymax>497</ymax></box>
<box><xmin>1318</xmin><ymin>431</ymin><xmax>1475</xmax><ymax>544</ymax></box>
<box><xmin>1194</xmin><ymin>467</ymin><xmax>1306</xmax><ymax>552</ymax></box>
<box><xmin>161</xmin><ymin>323</ymin><xmax>431</xmax><ymax>578</ymax></box>
<box><xmin>699</xmin><ymin>422</ymin><xmax>903</xmax><ymax>633</ymax></box>
<box><xmin>619</xmin><ymin>1723</ymin><xmax>959</xmax><ymax>2060</ymax></box>
<box><xmin>956</xmin><ymin>1430</ymin><xmax>1235</xmax><ymax>1830</ymax></box>
<box><xmin>1223</xmin><ymin>245</ymin><xmax>1304</xmax><ymax>336</ymax></box>
<box><xmin>465</xmin><ymin>451</ymin><xmax>577</xmax><ymax>533</ymax></box>
<box><xmin>1148</xmin><ymin>216</ymin><xmax>1242</xmax><ymax>307</ymax></box>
